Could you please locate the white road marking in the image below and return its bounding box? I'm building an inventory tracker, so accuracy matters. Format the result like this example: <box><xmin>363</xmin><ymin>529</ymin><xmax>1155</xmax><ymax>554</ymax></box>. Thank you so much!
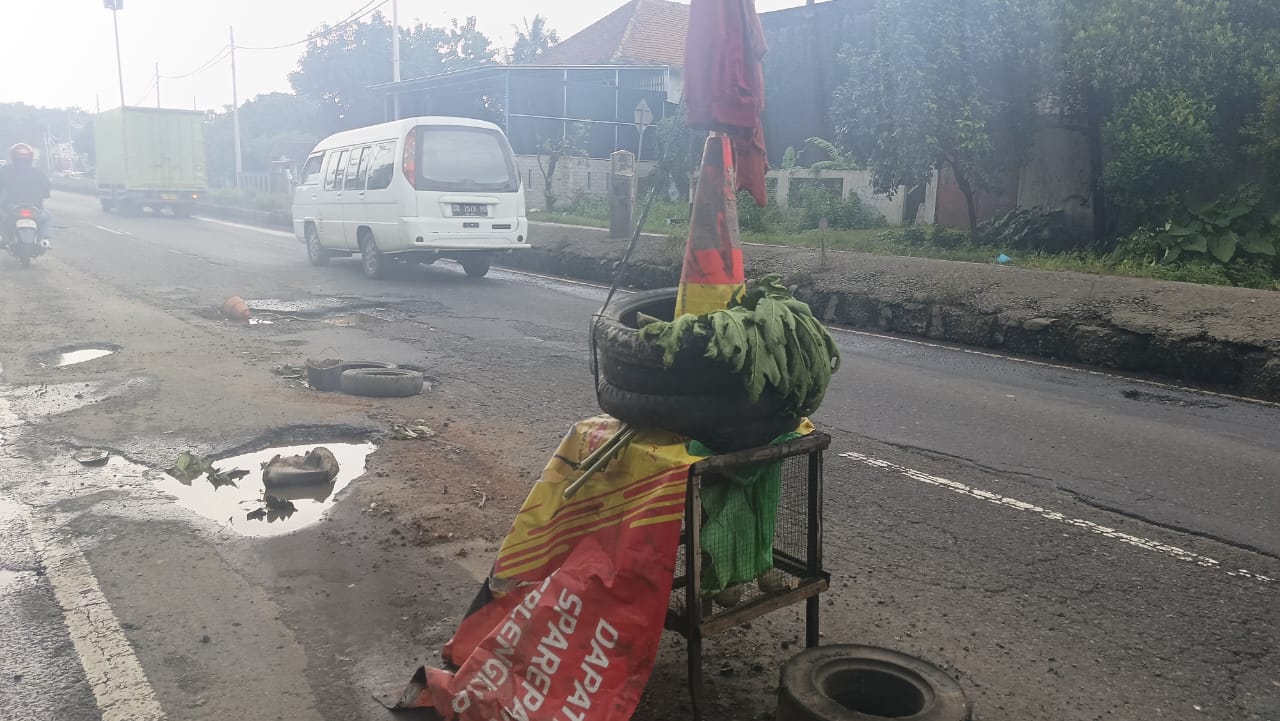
<box><xmin>19</xmin><ymin>504</ymin><xmax>167</xmax><ymax>720</ymax></box>
<box><xmin>839</xmin><ymin>451</ymin><xmax>1275</xmax><ymax>585</ymax></box>
<box><xmin>829</xmin><ymin>326</ymin><xmax>1280</xmax><ymax>409</ymax></box>
<box><xmin>194</xmin><ymin>215</ymin><xmax>296</xmax><ymax>239</ymax></box>
<box><xmin>94</xmin><ymin>224</ymin><xmax>130</xmax><ymax>236</ymax></box>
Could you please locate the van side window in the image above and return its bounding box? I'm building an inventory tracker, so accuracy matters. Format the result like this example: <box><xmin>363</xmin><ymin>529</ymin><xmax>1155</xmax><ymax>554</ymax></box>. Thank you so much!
<box><xmin>326</xmin><ymin>149</ymin><xmax>350</xmax><ymax>191</ymax></box>
<box><xmin>366</xmin><ymin>142</ymin><xmax>395</xmax><ymax>190</ymax></box>
<box><xmin>345</xmin><ymin>146</ymin><xmax>369</xmax><ymax>190</ymax></box>
<box><xmin>300</xmin><ymin>153</ymin><xmax>324</xmax><ymax>186</ymax></box>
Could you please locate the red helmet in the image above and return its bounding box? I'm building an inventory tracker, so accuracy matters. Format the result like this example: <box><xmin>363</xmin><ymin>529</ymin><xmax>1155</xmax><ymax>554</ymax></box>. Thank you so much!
<box><xmin>9</xmin><ymin>143</ymin><xmax>34</xmax><ymax>165</ymax></box>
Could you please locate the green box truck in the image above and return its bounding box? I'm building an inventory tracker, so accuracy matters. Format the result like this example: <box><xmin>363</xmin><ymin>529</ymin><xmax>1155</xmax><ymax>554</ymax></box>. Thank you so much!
<box><xmin>95</xmin><ymin>107</ymin><xmax>207</xmax><ymax>216</ymax></box>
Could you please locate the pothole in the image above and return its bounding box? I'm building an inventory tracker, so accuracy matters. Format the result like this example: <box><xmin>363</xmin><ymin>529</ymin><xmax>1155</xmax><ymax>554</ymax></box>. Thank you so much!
<box><xmin>156</xmin><ymin>442</ymin><xmax>376</xmax><ymax>537</ymax></box>
<box><xmin>40</xmin><ymin>344</ymin><xmax>122</xmax><ymax>368</ymax></box>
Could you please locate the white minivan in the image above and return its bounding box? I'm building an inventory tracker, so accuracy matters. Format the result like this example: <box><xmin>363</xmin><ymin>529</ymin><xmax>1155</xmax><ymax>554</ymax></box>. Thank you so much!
<box><xmin>292</xmin><ymin>116</ymin><xmax>528</xmax><ymax>279</ymax></box>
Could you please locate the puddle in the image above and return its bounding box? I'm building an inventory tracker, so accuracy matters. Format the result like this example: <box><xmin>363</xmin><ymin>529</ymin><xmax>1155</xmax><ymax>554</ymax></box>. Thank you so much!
<box><xmin>43</xmin><ymin>344</ymin><xmax>122</xmax><ymax>368</ymax></box>
<box><xmin>156</xmin><ymin>442</ymin><xmax>376</xmax><ymax>537</ymax></box>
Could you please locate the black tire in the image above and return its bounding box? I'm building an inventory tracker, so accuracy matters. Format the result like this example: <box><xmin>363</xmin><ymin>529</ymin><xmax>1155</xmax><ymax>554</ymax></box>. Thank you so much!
<box><xmin>596</xmin><ymin>379</ymin><xmax>797</xmax><ymax>449</ymax></box>
<box><xmin>592</xmin><ymin>288</ymin><xmax>740</xmax><ymax>395</ymax></box>
<box><xmin>339</xmin><ymin>368</ymin><xmax>424</xmax><ymax>398</ymax></box>
<box><xmin>777</xmin><ymin>646</ymin><xmax>971</xmax><ymax>721</ymax></box>
<box><xmin>306</xmin><ymin>224</ymin><xmax>329</xmax><ymax>267</ymax></box>
<box><xmin>360</xmin><ymin>233</ymin><xmax>385</xmax><ymax>279</ymax></box>
<box><xmin>461</xmin><ymin>253</ymin><xmax>491</xmax><ymax>278</ymax></box>
<box><xmin>306</xmin><ymin>360</ymin><xmax>396</xmax><ymax>392</ymax></box>
<box><xmin>100</xmin><ymin>198</ymin><xmax>113</xmax><ymax>213</ymax></box>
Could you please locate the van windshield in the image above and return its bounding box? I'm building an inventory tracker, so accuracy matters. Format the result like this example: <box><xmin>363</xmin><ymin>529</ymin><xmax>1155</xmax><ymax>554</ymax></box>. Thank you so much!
<box><xmin>416</xmin><ymin>126</ymin><xmax>519</xmax><ymax>193</ymax></box>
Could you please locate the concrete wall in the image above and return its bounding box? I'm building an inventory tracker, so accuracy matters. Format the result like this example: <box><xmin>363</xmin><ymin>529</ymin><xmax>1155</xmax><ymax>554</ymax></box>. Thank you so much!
<box><xmin>766</xmin><ymin>168</ymin><xmax>938</xmax><ymax>226</ymax></box>
<box><xmin>515</xmin><ymin>155</ymin><xmax>658</xmax><ymax>211</ymax></box>
<box><xmin>1018</xmin><ymin>124</ymin><xmax>1093</xmax><ymax>232</ymax></box>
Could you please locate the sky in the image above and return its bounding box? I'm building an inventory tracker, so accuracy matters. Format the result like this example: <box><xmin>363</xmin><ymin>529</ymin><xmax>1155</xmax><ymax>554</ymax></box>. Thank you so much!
<box><xmin>3</xmin><ymin>0</ymin><xmax>805</xmax><ymax>113</ymax></box>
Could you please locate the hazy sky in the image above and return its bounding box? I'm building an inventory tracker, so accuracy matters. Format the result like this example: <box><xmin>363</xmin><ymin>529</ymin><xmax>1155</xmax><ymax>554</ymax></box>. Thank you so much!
<box><xmin>3</xmin><ymin>0</ymin><xmax>803</xmax><ymax>112</ymax></box>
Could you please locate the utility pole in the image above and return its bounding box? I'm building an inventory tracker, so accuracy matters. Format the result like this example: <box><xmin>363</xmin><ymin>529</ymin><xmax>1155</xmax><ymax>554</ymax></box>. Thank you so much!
<box><xmin>155</xmin><ymin>62</ymin><xmax>161</xmax><ymax>108</ymax></box>
<box><xmin>391</xmin><ymin>0</ymin><xmax>402</xmax><ymax>120</ymax></box>
<box><xmin>108</xmin><ymin>0</ymin><xmax>126</xmax><ymax>110</ymax></box>
<box><xmin>230</xmin><ymin>26</ymin><xmax>243</xmax><ymax>188</ymax></box>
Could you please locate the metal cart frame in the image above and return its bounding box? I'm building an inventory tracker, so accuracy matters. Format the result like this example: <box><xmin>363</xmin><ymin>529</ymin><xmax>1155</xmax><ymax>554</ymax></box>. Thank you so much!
<box><xmin>665</xmin><ymin>432</ymin><xmax>831</xmax><ymax>718</ymax></box>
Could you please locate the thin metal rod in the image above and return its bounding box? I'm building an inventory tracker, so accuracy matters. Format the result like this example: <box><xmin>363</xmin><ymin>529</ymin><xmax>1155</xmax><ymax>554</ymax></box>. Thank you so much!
<box><xmin>392</xmin><ymin>0</ymin><xmax>401</xmax><ymax>119</ymax></box>
<box><xmin>155</xmin><ymin>62</ymin><xmax>161</xmax><ymax>108</ymax></box>
<box><xmin>230</xmin><ymin>26</ymin><xmax>243</xmax><ymax>187</ymax></box>
<box><xmin>112</xmin><ymin>8</ymin><xmax>126</xmax><ymax>109</ymax></box>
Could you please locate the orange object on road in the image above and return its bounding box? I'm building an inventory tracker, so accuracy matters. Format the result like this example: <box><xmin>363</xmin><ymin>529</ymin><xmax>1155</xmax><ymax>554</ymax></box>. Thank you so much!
<box><xmin>675</xmin><ymin>134</ymin><xmax>745</xmax><ymax>316</ymax></box>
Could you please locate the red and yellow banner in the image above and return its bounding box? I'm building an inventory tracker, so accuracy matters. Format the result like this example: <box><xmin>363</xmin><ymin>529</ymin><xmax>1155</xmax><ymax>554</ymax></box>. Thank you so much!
<box><xmin>392</xmin><ymin>417</ymin><xmax>701</xmax><ymax>721</ymax></box>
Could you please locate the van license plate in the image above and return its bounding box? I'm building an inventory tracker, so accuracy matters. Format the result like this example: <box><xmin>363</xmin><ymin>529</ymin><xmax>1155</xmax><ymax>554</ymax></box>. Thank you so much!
<box><xmin>452</xmin><ymin>203</ymin><xmax>488</xmax><ymax>217</ymax></box>
<box><xmin>15</xmin><ymin>219</ymin><xmax>37</xmax><ymax>230</ymax></box>
<box><xmin>160</xmin><ymin>193</ymin><xmax>177</xmax><ymax>200</ymax></box>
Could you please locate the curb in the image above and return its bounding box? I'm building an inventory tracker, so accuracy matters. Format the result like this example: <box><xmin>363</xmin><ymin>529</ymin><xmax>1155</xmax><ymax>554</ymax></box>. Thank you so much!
<box><xmin>513</xmin><ymin>222</ymin><xmax>1280</xmax><ymax>401</ymax></box>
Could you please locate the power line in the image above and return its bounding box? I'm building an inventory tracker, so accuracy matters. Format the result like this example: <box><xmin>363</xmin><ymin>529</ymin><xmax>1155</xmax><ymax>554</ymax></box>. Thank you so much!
<box><xmin>161</xmin><ymin>45</ymin><xmax>232</xmax><ymax>80</ymax></box>
<box><xmin>236</xmin><ymin>0</ymin><xmax>390</xmax><ymax>51</ymax></box>
<box><xmin>132</xmin><ymin>78</ymin><xmax>159</xmax><ymax>107</ymax></box>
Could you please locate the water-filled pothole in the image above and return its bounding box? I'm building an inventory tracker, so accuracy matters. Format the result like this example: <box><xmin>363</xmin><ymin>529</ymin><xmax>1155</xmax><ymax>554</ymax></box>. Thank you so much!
<box><xmin>43</xmin><ymin>344</ymin><xmax>122</xmax><ymax>368</ymax></box>
<box><xmin>157</xmin><ymin>442</ymin><xmax>376</xmax><ymax>537</ymax></box>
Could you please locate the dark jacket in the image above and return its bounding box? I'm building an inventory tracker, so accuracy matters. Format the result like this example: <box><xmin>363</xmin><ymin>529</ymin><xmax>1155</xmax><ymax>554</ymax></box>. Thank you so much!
<box><xmin>0</xmin><ymin>164</ymin><xmax>51</xmax><ymax>208</ymax></box>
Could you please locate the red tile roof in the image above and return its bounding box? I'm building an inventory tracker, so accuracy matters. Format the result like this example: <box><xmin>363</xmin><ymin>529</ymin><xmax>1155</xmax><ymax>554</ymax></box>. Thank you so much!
<box><xmin>534</xmin><ymin>0</ymin><xmax>690</xmax><ymax>69</ymax></box>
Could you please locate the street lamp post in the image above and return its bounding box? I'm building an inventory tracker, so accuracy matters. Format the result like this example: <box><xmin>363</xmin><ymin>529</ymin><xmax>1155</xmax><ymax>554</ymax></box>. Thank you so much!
<box><xmin>104</xmin><ymin>0</ymin><xmax>126</xmax><ymax>109</ymax></box>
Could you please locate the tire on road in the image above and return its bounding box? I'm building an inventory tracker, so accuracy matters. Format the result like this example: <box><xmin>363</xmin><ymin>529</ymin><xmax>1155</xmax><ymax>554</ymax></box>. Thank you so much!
<box><xmin>306</xmin><ymin>223</ymin><xmax>329</xmax><ymax>267</ymax></box>
<box><xmin>776</xmin><ymin>646</ymin><xmax>971</xmax><ymax>721</ymax></box>
<box><xmin>360</xmin><ymin>231</ymin><xmax>386</xmax><ymax>279</ymax></box>
<box><xmin>339</xmin><ymin>368</ymin><xmax>424</xmax><ymax>398</ymax></box>
<box><xmin>460</xmin><ymin>253</ymin><xmax>491</xmax><ymax>279</ymax></box>
<box><xmin>595</xmin><ymin>379</ymin><xmax>798</xmax><ymax>450</ymax></box>
<box><xmin>306</xmin><ymin>360</ymin><xmax>396</xmax><ymax>392</ymax></box>
<box><xmin>592</xmin><ymin>288</ymin><xmax>740</xmax><ymax>395</ymax></box>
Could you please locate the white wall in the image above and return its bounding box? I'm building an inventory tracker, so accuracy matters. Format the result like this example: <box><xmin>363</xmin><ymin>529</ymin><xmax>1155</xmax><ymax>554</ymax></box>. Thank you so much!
<box><xmin>515</xmin><ymin>155</ymin><xmax>658</xmax><ymax>211</ymax></box>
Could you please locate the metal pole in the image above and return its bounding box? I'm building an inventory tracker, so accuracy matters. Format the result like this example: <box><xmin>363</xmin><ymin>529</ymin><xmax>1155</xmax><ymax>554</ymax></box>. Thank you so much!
<box><xmin>155</xmin><ymin>62</ymin><xmax>161</xmax><ymax>108</ymax></box>
<box><xmin>391</xmin><ymin>0</ymin><xmax>402</xmax><ymax>119</ymax></box>
<box><xmin>230</xmin><ymin>26</ymin><xmax>243</xmax><ymax>188</ymax></box>
<box><xmin>112</xmin><ymin>8</ymin><xmax>126</xmax><ymax>110</ymax></box>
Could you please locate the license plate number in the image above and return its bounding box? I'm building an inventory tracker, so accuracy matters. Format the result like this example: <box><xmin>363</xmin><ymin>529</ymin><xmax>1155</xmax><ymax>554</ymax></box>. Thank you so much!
<box><xmin>160</xmin><ymin>193</ymin><xmax>177</xmax><ymax>200</ymax></box>
<box><xmin>16</xmin><ymin>219</ymin><xmax>37</xmax><ymax>229</ymax></box>
<box><xmin>452</xmin><ymin>203</ymin><xmax>488</xmax><ymax>217</ymax></box>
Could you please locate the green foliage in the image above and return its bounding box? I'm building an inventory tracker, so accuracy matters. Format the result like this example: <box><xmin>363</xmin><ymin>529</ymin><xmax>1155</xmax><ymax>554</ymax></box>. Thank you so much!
<box><xmin>638</xmin><ymin>275</ymin><xmax>841</xmax><ymax>416</ymax></box>
<box><xmin>1158</xmin><ymin>185</ymin><xmax>1279</xmax><ymax>264</ymax></box>
<box><xmin>510</xmin><ymin>16</ymin><xmax>559</xmax><ymax>64</ymax></box>
<box><xmin>1102</xmin><ymin>90</ymin><xmax>1219</xmax><ymax>218</ymax></box>
<box><xmin>804</xmin><ymin>137</ymin><xmax>856</xmax><ymax>171</ymax></box>
<box><xmin>792</xmin><ymin>184</ymin><xmax>885</xmax><ymax>231</ymax></box>
<box><xmin>976</xmin><ymin>207</ymin><xmax>1075</xmax><ymax>254</ymax></box>
<box><xmin>1245</xmin><ymin>76</ymin><xmax>1280</xmax><ymax>188</ymax></box>
<box><xmin>205</xmin><ymin>92</ymin><xmax>325</xmax><ymax>184</ymax></box>
<box><xmin>535</xmin><ymin>122</ymin><xmax>589</xmax><ymax>211</ymax></box>
<box><xmin>780</xmin><ymin>146</ymin><xmax>799</xmax><ymax>170</ymax></box>
<box><xmin>289</xmin><ymin>11</ymin><xmax>496</xmax><ymax>131</ymax></box>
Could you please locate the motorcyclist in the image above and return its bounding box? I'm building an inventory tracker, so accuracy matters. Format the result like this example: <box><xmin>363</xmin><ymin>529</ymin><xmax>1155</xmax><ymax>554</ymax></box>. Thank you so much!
<box><xmin>0</xmin><ymin>143</ymin><xmax>52</xmax><ymax>244</ymax></box>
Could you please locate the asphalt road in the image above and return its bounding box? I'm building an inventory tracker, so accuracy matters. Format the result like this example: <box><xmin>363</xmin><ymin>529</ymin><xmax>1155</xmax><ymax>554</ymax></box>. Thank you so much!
<box><xmin>0</xmin><ymin>191</ymin><xmax>1276</xmax><ymax>721</ymax></box>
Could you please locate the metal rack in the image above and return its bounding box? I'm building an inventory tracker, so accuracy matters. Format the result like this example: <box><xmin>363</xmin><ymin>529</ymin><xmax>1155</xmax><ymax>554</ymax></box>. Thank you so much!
<box><xmin>665</xmin><ymin>432</ymin><xmax>831</xmax><ymax>718</ymax></box>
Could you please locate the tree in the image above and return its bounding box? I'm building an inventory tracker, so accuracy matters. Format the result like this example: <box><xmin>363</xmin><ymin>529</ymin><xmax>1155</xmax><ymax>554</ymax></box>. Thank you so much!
<box><xmin>205</xmin><ymin>92</ymin><xmax>326</xmax><ymax>185</ymax></box>
<box><xmin>831</xmin><ymin>0</ymin><xmax>1033</xmax><ymax>239</ymax></box>
<box><xmin>289</xmin><ymin>11</ymin><xmax>496</xmax><ymax>131</ymax></box>
<box><xmin>534</xmin><ymin>122</ymin><xmax>588</xmax><ymax>211</ymax></box>
<box><xmin>510</xmin><ymin>16</ymin><xmax>559</xmax><ymax>64</ymax></box>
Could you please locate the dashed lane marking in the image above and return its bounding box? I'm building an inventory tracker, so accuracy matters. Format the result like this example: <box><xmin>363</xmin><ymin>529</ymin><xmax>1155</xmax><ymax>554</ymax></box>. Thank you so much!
<box><xmin>839</xmin><ymin>451</ymin><xmax>1275</xmax><ymax>585</ymax></box>
<box><xmin>193</xmin><ymin>215</ymin><xmax>297</xmax><ymax>239</ymax></box>
<box><xmin>94</xmin><ymin>225</ymin><xmax>130</xmax><ymax>236</ymax></box>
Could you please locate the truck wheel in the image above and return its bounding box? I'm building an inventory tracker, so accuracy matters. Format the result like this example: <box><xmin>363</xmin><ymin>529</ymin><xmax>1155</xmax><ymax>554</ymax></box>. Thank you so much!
<box><xmin>100</xmin><ymin>199</ymin><xmax>113</xmax><ymax>213</ymax></box>
<box><xmin>360</xmin><ymin>233</ymin><xmax>386</xmax><ymax>279</ymax></box>
<box><xmin>171</xmin><ymin>204</ymin><xmax>191</xmax><ymax>219</ymax></box>
<box><xmin>776</xmin><ymin>646</ymin><xmax>971</xmax><ymax>721</ymax></box>
<box><xmin>461</xmin><ymin>253</ymin><xmax>491</xmax><ymax>279</ymax></box>
<box><xmin>306</xmin><ymin>224</ymin><xmax>329</xmax><ymax>267</ymax></box>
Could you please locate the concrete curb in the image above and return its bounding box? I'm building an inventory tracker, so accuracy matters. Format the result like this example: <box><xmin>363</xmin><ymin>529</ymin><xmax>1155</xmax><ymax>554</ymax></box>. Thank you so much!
<box><xmin>517</xmin><ymin>222</ymin><xmax>1280</xmax><ymax>401</ymax></box>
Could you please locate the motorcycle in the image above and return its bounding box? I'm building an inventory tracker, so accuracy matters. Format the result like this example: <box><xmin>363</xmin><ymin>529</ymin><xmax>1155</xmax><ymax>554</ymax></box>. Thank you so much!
<box><xmin>4</xmin><ymin>204</ymin><xmax>49</xmax><ymax>267</ymax></box>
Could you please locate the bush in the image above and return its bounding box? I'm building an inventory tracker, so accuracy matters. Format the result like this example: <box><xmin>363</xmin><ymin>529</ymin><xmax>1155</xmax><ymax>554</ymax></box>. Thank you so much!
<box><xmin>977</xmin><ymin>207</ymin><xmax>1079</xmax><ymax>253</ymax></box>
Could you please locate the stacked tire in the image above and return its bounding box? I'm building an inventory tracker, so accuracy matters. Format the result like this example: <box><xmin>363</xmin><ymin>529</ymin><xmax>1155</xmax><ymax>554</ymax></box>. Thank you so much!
<box><xmin>591</xmin><ymin>289</ymin><xmax>799</xmax><ymax>451</ymax></box>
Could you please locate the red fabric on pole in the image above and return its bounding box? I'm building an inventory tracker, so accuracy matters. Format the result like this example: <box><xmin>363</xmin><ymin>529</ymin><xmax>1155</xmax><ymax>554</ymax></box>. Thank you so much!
<box><xmin>684</xmin><ymin>0</ymin><xmax>769</xmax><ymax>207</ymax></box>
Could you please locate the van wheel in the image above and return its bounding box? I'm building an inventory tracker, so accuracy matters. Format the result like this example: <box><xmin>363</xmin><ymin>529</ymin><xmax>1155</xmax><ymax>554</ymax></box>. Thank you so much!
<box><xmin>360</xmin><ymin>232</ymin><xmax>386</xmax><ymax>279</ymax></box>
<box><xmin>461</xmin><ymin>253</ymin><xmax>491</xmax><ymax>279</ymax></box>
<box><xmin>306</xmin><ymin>224</ymin><xmax>329</xmax><ymax>266</ymax></box>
